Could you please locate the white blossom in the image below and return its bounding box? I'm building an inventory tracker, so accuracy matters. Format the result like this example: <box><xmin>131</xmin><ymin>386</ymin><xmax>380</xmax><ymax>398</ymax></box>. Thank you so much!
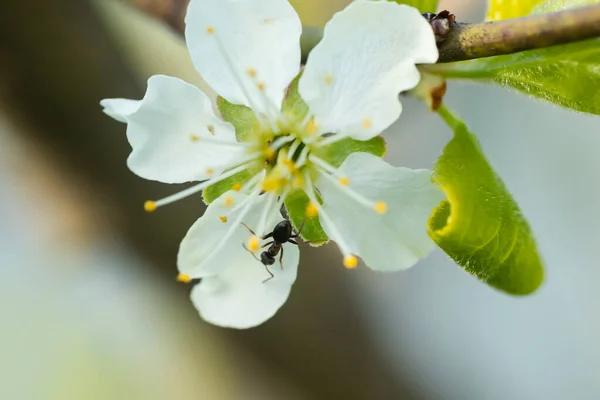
<box><xmin>101</xmin><ymin>0</ymin><xmax>442</xmax><ymax>328</ymax></box>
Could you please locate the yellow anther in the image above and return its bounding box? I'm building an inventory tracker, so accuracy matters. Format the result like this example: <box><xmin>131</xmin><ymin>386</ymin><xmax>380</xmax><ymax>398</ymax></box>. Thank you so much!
<box><xmin>206</xmin><ymin>168</ymin><xmax>214</xmax><ymax>176</ymax></box>
<box><xmin>324</xmin><ymin>74</ymin><xmax>334</xmax><ymax>85</ymax></box>
<box><xmin>232</xmin><ymin>182</ymin><xmax>242</xmax><ymax>192</ymax></box>
<box><xmin>343</xmin><ymin>255</ymin><xmax>358</xmax><ymax>269</ymax></box>
<box><xmin>224</xmin><ymin>195</ymin><xmax>234</xmax><ymax>207</ymax></box>
<box><xmin>206</xmin><ymin>26</ymin><xmax>215</xmax><ymax>34</ymax></box>
<box><xmin>264</xmin><ymin>147</ymin><xmax>276</xmax><ymax>158</ymax></box>
<box><xmin>306</xmin><ymin>119</ymin><xmax>318</xmax><ymax>136</ymax></box>
<box><xmin>144</xmin><ymin>200</ymin><xmax>157</xmax><ymax>213</ymax></box>
<box><xmin>248</xmin><ymin>235</ymin><xmax>260</xmax><ymax>252</ymax></box>
<box><xmin>177</xmin><ymin>273</ymin><xmax>191</xmax><ymax>284</ymax></box>
<box><xmin>305</xmin><ymin>201</ymin><xmax>319</xmax><ymax>217</ymax></box>
<box><xmin>261</xmin><ymin>177</ymin><xmax>287</xmax><ymax>191</ymax></box>
<box><xmin>293</xmin><ymin>175</ymin><xmax>305</xmax><ymax>187</ymax></box>
<box><xmin>338</xmin><ymin>176</ymin><xmax>350</xmax><ymax>186</ymax></box>
<box><xmin>257</xmin><ymin>82</ymin><xmax>265</xmax><ymax>91</ymax></box>
<box><xmin>374</xmin><ymin>201</ymin><xmax>387</xmax><ymax>214</ymax></box>
<box><xmin>219</xmin><ymin>215</ymin><xmax>228</xmax><ymax>223</ymax></box>
<box><xmin>207</xmin><ymin>125</ymin><xmax>215</xmax><ymax>135</ymax></box>
<box><xmin>362</xmin><ymin>118</ymin><xmax>372</xmax><ymax>129</ymax></box>
<box><xmin>247</xmin><ymin>68</ymin><xmax>257</xmax><ymax>78</ymax></box>
<box><xmin>283</xmin><ymin>159</ymin><xmax>297</xmax><ymax>172</ymax></box>
<box><xmin>190</xmin><ymin>134</ymin><xmax>199</xmax><ymax>142</ymax></box>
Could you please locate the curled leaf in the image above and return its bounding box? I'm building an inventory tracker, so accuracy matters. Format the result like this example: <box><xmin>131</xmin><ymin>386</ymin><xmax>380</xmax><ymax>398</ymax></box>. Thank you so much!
<box><xmin>430</xmin><ymin>106</ymin><xmax>544</xmax><ymax>295</ymax></box>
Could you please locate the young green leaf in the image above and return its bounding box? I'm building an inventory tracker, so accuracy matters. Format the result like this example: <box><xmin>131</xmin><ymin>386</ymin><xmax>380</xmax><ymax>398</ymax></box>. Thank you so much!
<box><xmin>389</xmin><ymin>0</ymin><xmax>438</xmax><ymax>13</ymax></box>
<box><xmin>427</xmin><ymin>0</ymin><xmax>600</xmax><ymax>115</ymax></box>
<box><xmin>429</xmin><ymin>106</ymin><xmax>544</xmax><ymax>295</ymax></box>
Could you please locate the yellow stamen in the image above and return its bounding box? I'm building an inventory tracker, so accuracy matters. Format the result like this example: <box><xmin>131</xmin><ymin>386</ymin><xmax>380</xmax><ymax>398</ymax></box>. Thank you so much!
<box><xmin>219</xmin><ymin>215</ymin><xmax>228</xmax><ymax>223</ymax></box>
<box><xmin>374</xmin><ymin>201</ymin><xmax>387</xmax><ymax>214</ymax></box>
<box><xmin>338</xmin><ymin>176</ymin><xmax>350</xmax><ymax>186</ymax></box>
<box><xmin>248</xmin><ymin>235</ymin><xmax>260</xmax><ymax>252</ymax></box>
<box><xmin>206</xmin><ymin>26</ymin><xmax>215</xmax><ymax>34</ymax></box>
<box><xmin>324</xmin><ymin>74</ymin><xmax>333</xmax><ymax>85</ymax></box>
<box><xmin>224</xmin><ymin>195</ymin><xmax>234</xmax><ymax>207</ymax></box>
<box><xmin>362</xmin><ymin>118</ymin><xmax>372</xmax><ymax>129</ymax></box>
<box><xmin>144</xmin><ymin>200</ymin><xmax>157</xmax><ymax>213</ymax></box>
<box><xmin>177</xmin><ymin>273</ymin><xmax>191</xmax><ymax>283</ymax></box>
<box><xmin>306</xmin><ymin>120</ymin><xmax>318</xmax><ymax>136</ymax></box>
<box><xmin>264</xmin><ymin>147</ymin><xmax>276</xmax><ymax>158</ymax></box>
<box><xmin>190</xmin><ymin>134</ymin><xmax>199</xmax><ymax>142</ymax></box>
<box><xmin>261</xmin><ymin>177</ymin><xmax>287</xmax><ymax>191</ymax></box>
<box><xmin>257</xmin><ymin>82</ymin><xmax>265</xmax><ymax>91</ymax></box>
<box><xmin>247</xmin><ymin>68</ymin><xmax>257</xmax><ymax>78</ymax></box>
<box><xmin>306</xmin><ymin>201</ymin><xmax>319</xmax><ymax>217</ymax></box>
<box><xmin>293</xmin><ymin>175</ymin><xmax>305</xmax><ymax>187</ymax></box>
<box><xmin>206</xmin><ymin>168</ymin><xmax>214</xmax><ymax>176</ymax></box>
<box><xmin>232</xmin><ymin>183</ymin><xmax>242</xmax><ymax>192</ymax></box>
<box><xmin>343</xmin><ymin>255</ymin><xmax>358</xmax><ymax>269</ymax></box>
<box><xmin>283</xmin><ymin>159</ymin><xmax>296</xmax><ymax>172</ymax></box>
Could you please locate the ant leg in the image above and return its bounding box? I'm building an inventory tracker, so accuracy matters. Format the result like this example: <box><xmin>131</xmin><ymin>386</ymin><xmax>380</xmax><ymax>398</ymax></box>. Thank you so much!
<box><xmin>262</xmin><ymin>232</ymin><xmax>273</xmax><ymax>240</ymax></box>
<box><xmin>240</xmin><ymin>222</ymin><xmax>256</xmax><ymax>236</ymax></box>
<box><xmin>262</xmin><ymin>265</ymin><xmax>274</xmax><ymax>283</ymax></box>
<box><xmin>262</xmin><ymin>241</ymin><xmax>274</xmax><ymax>248</ymax></box>
<box><xmin>291</xmin><ymin>217</ymin><xmax>306</xmax><ymax>238</ymax></box>
<box><xmin>242</xmin><ymin>244</ymin><xmax>261</xmax><ymax>262</ymax></box>
<box><xmin>289</xmin><ymin>239</ymin><xmax>299</xmax><ymax>245</ymax></box>
<box><xmin>279</xmin><ymin>246</ymin><xmax>284</xmax><ymax>270</ymax></box>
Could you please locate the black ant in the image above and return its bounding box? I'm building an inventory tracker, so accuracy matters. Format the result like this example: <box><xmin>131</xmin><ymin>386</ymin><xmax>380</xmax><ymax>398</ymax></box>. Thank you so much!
<box><xmin>241</xmin><ymin>217</ymin><xmax>305</xmax><ymax>283</ymax></box>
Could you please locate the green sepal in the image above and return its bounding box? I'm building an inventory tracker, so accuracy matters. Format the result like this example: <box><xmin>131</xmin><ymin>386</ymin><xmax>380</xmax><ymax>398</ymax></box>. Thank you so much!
<box><xmin>389</xmin><ymin>0</ymin><xmax>438</xmax><ymax>13</ymax></box>
<box><xmin>284</xmin><ymin>189</ymin><xmax>328</xmax><ymax>246</ymax></box>
<box><xmin>313</xmin><ymin>136</ymin><xmax>387</xmax><ymax>168</ymax></box>
<box><xmin>429</xmin><ymin>106</ymin><xmax>544</xmax><ymax>295</ymax></box>
<box><xmin>281</xmin><ymin>72</ymin><xmax>309</xmax><ymax>125</ymax></box>
<box><xmin>202</xmin><ymin>166</ymin><xmax>259</xmax><ymax>204</ymax></box>
<box><xmin>217</xmin><ymin>96</ymin><xmax>262</xmax><ymax>142</ymax></box>
<box><xmin>428</xmin><ymin>0</ymin><xmax>600</xmax><ymax>115</ymax></box>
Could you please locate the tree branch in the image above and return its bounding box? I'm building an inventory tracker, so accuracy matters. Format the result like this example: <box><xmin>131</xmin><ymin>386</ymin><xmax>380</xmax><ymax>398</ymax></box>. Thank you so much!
<box><xmin>123</xmin><ymin>1</ymin><xmax>600</xmax><ymax>64</ymax></box>
<box><xmin>438</xmin><ymin>4</ymin><xmax>600</xmax><ymax>63</ymax></box>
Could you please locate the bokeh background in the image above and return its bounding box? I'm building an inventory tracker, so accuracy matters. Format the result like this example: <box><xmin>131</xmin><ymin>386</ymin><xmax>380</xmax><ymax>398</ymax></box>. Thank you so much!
<box><xmin>1</xmin><ymin>0</ymin><xmax>599</xmax><ymax>399</ymax></box>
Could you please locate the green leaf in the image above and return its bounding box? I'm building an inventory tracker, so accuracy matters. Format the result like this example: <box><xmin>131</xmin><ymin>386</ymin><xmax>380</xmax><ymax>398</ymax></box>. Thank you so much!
<box><xmin>389</xmin><ymin>0</ymin><xmax>438</xmax><ymax>13</ymax></box>
<box><xmin>429</xmin><ymin>106</ymin><xmax>544</xmax><ymax>295</ymax></box>
<box><xmin>428</xmin><ymin>0</ymin><xmax>600</xmax><ymax>115</ymax></box>
<box><xmin>202</xmin><ymin>166</ymin><xmax>259</xmax><ymax>204</ymax></box>
<box><xmin>313</xmin><ymin>136</ymin><xmax>386</xmax><ymax>168</ymax></box>
<box><xmin>284</xmin><ymin>189</ymin><xmax>328</xmax><ymax>246</ymax></box>
<box><xmin>217</xmin><ymin>96</ymin><xmax>262</xmax><ymax>142</ymax></box>
<box><xmin>281</xmin><ymin>73</ymin><xmax>309</xmax><ymax>125</ymax></box>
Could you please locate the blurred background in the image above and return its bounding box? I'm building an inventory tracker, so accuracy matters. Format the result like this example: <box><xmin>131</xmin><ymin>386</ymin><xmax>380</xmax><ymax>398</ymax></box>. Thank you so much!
<box><xmin>1</xmin><ymin>0</ymin><xmax>599</xmax><ymax>399</ymax></box>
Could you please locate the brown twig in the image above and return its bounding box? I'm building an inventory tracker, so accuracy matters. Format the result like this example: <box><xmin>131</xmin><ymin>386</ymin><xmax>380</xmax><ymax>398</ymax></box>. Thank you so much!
<box><xmin>124</xmin><ymin>0</ymin><xmax>600</xmax><ymax>63</ymax></box>
<box><xmin>437</xmin><ymin>4</ymin><xmax>600</xmax><ymax>63</ymax></box>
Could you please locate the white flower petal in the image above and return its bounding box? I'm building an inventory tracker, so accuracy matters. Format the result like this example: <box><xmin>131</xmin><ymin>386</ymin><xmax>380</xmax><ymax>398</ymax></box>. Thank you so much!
<box><xmin>316</xmin><ymin>152</ymin><xmax>445</xmax><ymax>271</ymax></box>
<box><xmin>191</xmin><ymin>242</ymin><xmax>298</xmax><ymax>329</ymax></box>
<box><xmin>101</xmin><ymin>98</ymin><xmax>140</xmax><ymax>123</ymax></box>
<box><xmin>299</xmin><ymin>1</ymin><xmax>438</xmax><ymax>140</ymax></box>
<box><xmin>178</xmin><ymin>191</ymin><xmax>299</xmax><ymax>328</ymax></box>
<box><xmin>101</xmin><ymin>75</ymin><xmax>245</xmax><ymax>184</ymax></box>
<box><xmin>185</xmin><ymin>0</ymin><xmax>301</xmax><ymax>113</ymax></box>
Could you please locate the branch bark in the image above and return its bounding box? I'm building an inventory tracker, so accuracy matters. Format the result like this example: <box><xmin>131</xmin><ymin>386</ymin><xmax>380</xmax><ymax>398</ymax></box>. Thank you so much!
<box><xmin>124</xmin><ymin>0</ymin><xmax>600</xmax><ymax>63</ymax></box>
<box><xmin>438</xmin><ymin>4</ymin><xmax>600</xmax><ymax>63</ymax></box>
